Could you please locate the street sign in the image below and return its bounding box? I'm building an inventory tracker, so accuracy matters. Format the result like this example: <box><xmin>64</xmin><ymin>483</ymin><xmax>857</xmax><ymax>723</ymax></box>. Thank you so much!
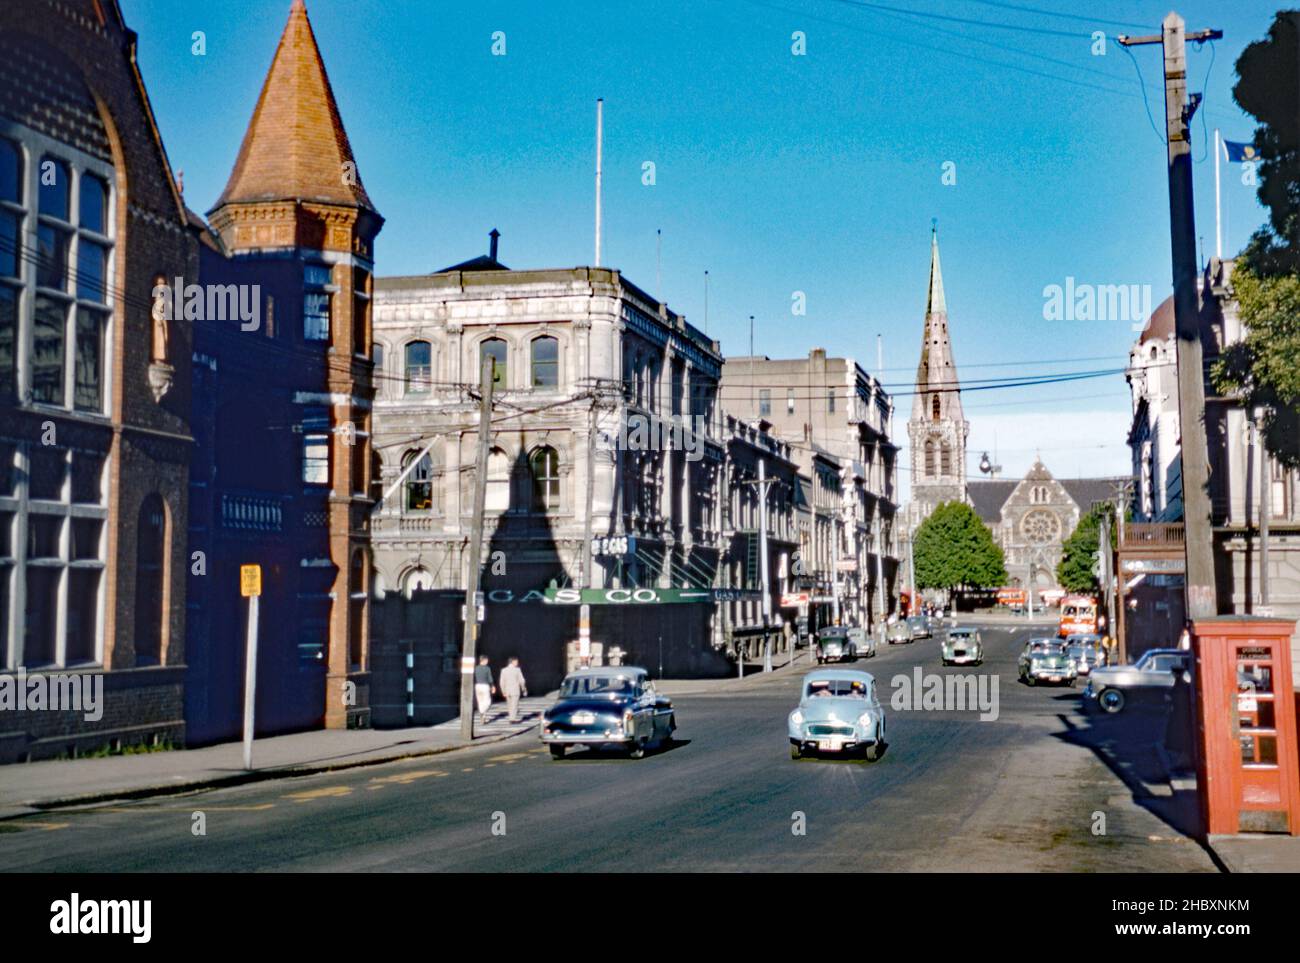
<box><xmin>780</xmin><ymin>592</ymin><xmax>811</xmax><ymax>607</ymax></box>
<box><xmin>1120</xmin><ymin>558</ymin><xmax>1185</xmax><ymax>575</ymax></box>
<box><xmin>592</xmin><ymin>535</ymin><xmax>636</xmax><ymax>557</ymax></box>
<box><xmin>240</xmin><ymin>564</ymin><xmax>262</xmax><ymax>597</ymax></box>
<box><xmin>544</xmin><ymin>586</ymin><xmax>725</xmax><ymax>605</ymax></box>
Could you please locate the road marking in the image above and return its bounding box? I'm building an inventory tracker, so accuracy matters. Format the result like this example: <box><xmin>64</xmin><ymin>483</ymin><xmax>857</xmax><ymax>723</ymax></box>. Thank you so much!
<box><xmin>369</xmin><ymin>769</ymin><xmax>448</xmax><ymax>786</ymax></box>
<box><xmin>487</xmin><ymin>752</ymin><xmax>530</xmax><ymax>763</ymax></box>
<box><xmin>102</xmin><ymin>804</ymin><xmax>277</xmax><ymax>813</ymax></box>
<box><xmin>6</xmin><ymin>820</ymin><xmax>69</xmax><ymax>831</ymax></box>
<box><xmin>285</xmin><ymin>786</ymin><xmax>352</xmax><ymax>802</ymax></box>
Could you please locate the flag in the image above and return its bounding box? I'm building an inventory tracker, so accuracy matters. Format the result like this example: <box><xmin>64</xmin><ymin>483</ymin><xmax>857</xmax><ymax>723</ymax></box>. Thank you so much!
<box><xmin>1223</xmin><ymin>140</ymin><xmax>1260</xmax><ymax>163</ymax></box>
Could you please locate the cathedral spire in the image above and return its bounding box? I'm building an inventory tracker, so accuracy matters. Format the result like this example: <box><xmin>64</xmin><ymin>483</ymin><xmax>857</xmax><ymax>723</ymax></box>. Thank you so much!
<box><xmin>927</xmin><ymin>220</ymin><xmax>946</xmax><ymax>317</ymax></box>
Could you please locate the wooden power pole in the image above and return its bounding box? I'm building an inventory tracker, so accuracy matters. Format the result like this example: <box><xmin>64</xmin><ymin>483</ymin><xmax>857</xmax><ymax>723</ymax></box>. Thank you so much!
<box><xmin>1119</xmin><ymin>13</ymin><xmax>1223</xmax><ymax>621</ymax></box>
<box><xmin>459</xmin><ymin>355</ymin><xmax>495</xmax><ymax>740</ymax></box>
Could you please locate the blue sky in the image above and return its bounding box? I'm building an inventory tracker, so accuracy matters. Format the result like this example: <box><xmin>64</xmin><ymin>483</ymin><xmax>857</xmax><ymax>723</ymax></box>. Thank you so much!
<box><xmin>124</xmin><ymin>0</ymin><xmax>1277</xmax><ymax>482</ymax></box>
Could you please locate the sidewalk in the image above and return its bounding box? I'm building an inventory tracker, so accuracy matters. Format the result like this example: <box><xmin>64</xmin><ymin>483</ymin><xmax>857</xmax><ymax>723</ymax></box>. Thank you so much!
<box><xmin>1207</xmin><ymin>835</ymin><xmax>1300</xmax><ymax>872</ymax></box>
<box><xmin>0</xmin><ymin>697</ymin><xmax>551</xmax><ymax>819</ymax></box>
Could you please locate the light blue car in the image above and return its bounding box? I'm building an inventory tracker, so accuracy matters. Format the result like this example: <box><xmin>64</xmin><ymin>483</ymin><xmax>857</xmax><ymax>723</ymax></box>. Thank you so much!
<box><xmin>788</xmin><ymin>669</ymin><xmax>887</xmax><ymax>761</ymax></box>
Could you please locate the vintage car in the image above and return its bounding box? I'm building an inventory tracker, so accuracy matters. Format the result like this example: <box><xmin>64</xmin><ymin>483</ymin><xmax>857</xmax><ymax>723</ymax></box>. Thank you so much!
<box><xmin>815</xmin><ymin>626</ymin><xmax>858</xmax><ymax>664</ymax></box>
<box><xmin>886</xmin><ymin>620</ymin><xmax>914</xmax><ymax>645</ymax></box>
<box><xmin>541</xmin><ymin>667</ymin><xmax>675</xmax><ymax>759</ymax></box>
<box><xmin>846</xmin><ymin>626</ymin><xmax>876</xmax><ymax>659</ymax></box>
<box><xmin>1084</xmin><ymin>648</ymin><xmax>1192</xmax><ymax>714</ymax></box>
<box><xmin>906</xmin><ymin>615</ymin><xmax>932</xmax><ymax>639</ymax></box>
<box><xmin>1017</xmin><ymin>638</ymin><xmax>1077</xmax><ymax>686</ymax></box>
<box><xmin>941</xmin><ymin>627</ymin><xmax>983</xmax><ymax>666</ymax></box>
<box><xmin>1064</xmin><ymin>634</ymin><xmax>1107</xmax><ymax>676</ymax></box>
<box><xmin>788</xmin><ymin>669</ymin><xmax>887</xmax><ymax>760</ymax></box>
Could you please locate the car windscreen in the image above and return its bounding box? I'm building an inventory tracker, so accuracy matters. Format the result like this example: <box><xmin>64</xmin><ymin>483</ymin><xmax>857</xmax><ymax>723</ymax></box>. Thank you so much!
<box><xmin>561</xmin><ymin>675</ymin><xmax>637</xmax><ymax>697</ymax></box>
<box><xmin>806</xmin><ymin>679</ymin><xmax>868</xmax><ymax>699</ymax></box>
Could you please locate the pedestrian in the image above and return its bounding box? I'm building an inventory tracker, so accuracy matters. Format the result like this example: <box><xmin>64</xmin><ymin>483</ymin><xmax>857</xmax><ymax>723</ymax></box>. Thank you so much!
<box><xmin>473</xmin><ymin>655</ymin><xmax>495</xmax><ymax>725</ymax></box>
<box><xmin>500</xmin><ymin>657</ymin><xmax>528</xmax><ymax>723</ymax></box>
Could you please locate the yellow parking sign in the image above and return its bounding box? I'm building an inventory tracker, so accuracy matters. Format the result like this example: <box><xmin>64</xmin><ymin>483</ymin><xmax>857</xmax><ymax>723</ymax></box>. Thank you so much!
<box><xmin>240</xmin><ymin>564</ymin><xmax>262</xmax><ymax>597</ymax></box>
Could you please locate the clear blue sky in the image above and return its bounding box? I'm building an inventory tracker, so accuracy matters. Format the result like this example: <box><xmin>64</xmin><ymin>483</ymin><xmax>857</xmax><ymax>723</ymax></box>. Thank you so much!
<box><xmin>124</xmin><ymin>0</ymin><xmax>1276</xmax><ymax>480</ymax></box>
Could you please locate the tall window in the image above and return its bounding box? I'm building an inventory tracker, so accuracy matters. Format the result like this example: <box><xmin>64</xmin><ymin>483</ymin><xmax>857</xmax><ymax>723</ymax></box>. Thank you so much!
<box><xmin>786</xmin><ymin>388</ymin><xmax>795</xmax><ymax>415</ymax></box>
<box><xmin>0</xmin><ymin>138</ymin><xmax>22</xmax><ymax>400</ymax></box>
<box><xmin>759</xmin><ymin>389</ymin><xmax>771</xmax><ymax>416</ymax></box>
<box><xmin>404</xmin><ymin>340</ymin><xmax>431</xmax><ymax>394</ymax></box>
<box><xmin>303</xmin><ymin>262</ymin><xmax>332</xmax><ymax>341</ymax></box>
<box><xmin>531</xmin><ymin>336</ymin><xmax>558</xmax><ymax>388</ymax></box>
<box><xmin>348</xmin><ymin>551</ymin><xmax>365</xmax><ymax>669</ymax></box>
<box><xmin>16</xmin><ymin>147</ymin><xmax>114</xmax><ymax>412</ymax></box>
<box><xmin>940</xmin><ymin>444</ymin><xmax>952</xmax><ymax>476</ymax></box>
<box><xmin>485</xmin><ymin>447</ymin><xmax>510</xmax><ymax>511</ymax></box>
<box><xmin>352</xmin><ymin>266</ymin><xmax>370</xmax><ymax>356</ymax></box>
<box><xmin>828</xmin><ymin>388</ymin><xmax>836</xmax><ymax>413</ymax></box>
<box><xmin>924</xmin><ymin>439</ymin><xmax>935</xmax><ymax>477</ymax></box>
<box><xmin>530</xmin><ymin>446</ymin><xmax>560</xmax><ymax>510</ymax></box>
<box><xmin>134</xmin><ymin>494</ymin><xmax>165</xmax><ymax>666</ymax></box>
<box><xmin>931</xmin><ymin>394</ymin><xmax>941</xmax><ymax>421</ymax></box>
<box><xmin>481</xmin><ymin>338</ymin><xmax>507</xmax><ymax>388</ymax></box>
<box><xmin>302</xmin><ymin>409</ymin><xmax>331</xmax><ymax>485</ymax></box>
<box><xmin>403</xmin><ymin>450</ymin><xmax>433</xmax><ymax>511</ymax></box>
<box><xmin>1</xmin><ymin>444</ymin><xmax>107</xmax><ymax>669</ymax></box>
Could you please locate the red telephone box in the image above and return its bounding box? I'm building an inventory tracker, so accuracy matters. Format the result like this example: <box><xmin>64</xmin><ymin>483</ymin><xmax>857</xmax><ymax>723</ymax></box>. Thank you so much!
<box><xmin>1192</xmin><ymin>616</ymin><xmax>1300</xmax><ymax>835</ymax></box>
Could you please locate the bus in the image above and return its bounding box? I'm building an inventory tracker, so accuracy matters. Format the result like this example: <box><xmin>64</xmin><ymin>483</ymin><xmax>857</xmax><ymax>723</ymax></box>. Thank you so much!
<box><xmin>1058</xmin><ymin>595</ymin><xmax>1099</xmax><ymax>638</ymax></box>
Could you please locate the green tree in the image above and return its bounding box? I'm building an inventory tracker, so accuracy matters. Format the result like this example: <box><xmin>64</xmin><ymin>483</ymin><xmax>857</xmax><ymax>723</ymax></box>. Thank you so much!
<box><xmin>1057</xmin><ymin>507</ymin><xmax>1106</xmax><ymax>594</ymax></box>
<box><xmin>913</xmin><ymin>501</ymin><xmax>1007</xmax><ymax>592</ymax></box>
<box><xmin>1212</xmin><ymin>12</ymin><xmax>1300</xmax><ymax>468</ymax></box>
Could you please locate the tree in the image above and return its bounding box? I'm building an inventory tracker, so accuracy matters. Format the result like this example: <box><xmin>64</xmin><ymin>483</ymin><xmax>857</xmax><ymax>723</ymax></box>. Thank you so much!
<box><xmin>1211</xmin><ymin>12</ymin><xmax>1300</xmax><ymax>468</ymax></box>
<box><xmin>1057</xmin><ymin>507</ymin><xmax>1106</xmax><ymax>594</ymax></box>
<box><xmin>913</xmin><ymin>501</ymin><xmax>1007</xmax><ymax>592</ymax></box>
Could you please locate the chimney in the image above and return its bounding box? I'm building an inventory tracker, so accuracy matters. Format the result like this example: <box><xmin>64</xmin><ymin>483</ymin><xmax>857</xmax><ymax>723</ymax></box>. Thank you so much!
<box><xmin>489</xmin><ymin>228</ymin><xmax>500</xmax><ymax>261</ymax></box>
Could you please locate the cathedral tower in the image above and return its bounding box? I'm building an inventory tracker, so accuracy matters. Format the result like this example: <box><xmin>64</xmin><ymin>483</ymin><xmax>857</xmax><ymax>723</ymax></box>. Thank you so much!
<box><xmin>907</xmin><ymin>225</ymin><xmax>969</xmax><ymax>527</ymax></box>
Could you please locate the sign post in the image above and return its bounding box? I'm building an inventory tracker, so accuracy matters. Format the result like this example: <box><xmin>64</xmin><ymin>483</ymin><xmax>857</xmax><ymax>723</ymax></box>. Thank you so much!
<box><xmin>239</xmin><ymin>564</ymin><xmax>261</xmax><ymax>771</ymax></box>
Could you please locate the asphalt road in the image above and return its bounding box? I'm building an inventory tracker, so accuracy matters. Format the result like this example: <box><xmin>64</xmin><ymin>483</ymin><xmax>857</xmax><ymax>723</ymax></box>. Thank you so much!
<box><xmin>0</xmin><ymin>621</ymin><xmax>1218</xmax><ymax>872</ymax></box>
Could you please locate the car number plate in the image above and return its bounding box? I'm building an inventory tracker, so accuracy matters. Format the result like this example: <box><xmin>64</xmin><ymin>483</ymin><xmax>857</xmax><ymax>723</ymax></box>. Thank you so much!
<box><xmin>818</xmin><ymin>739</ymin><xmax>833</xmax><ymax>751</ymax></box>
<box><xmin>572</xmin><ymin>711</ymin><xmax>596</xmax><ymax>725</ymax></box>
<box><xmin>1048</xmin><ymin>675</ymin><xmax>1061</xmax><ymax>682</ymax></box>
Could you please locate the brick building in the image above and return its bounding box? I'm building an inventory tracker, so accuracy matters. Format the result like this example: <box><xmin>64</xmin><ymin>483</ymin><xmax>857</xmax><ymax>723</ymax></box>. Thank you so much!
<box><xmin>186</xmin><ymin>0</ymin><xmax>383</xmax><ymax>740</ymax></box>
<box><xmin>0</xmin><ymin>0</ymin><xmax>195</xmax><ymax>760</ymax></box>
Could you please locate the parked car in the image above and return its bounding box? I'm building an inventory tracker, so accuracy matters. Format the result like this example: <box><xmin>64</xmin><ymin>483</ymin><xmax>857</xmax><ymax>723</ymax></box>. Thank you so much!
<box><xmin>1018</xmin><ymin>639</ymin><xmax>1077</xmax><ymax>686</ymax></box>
<box><xmin>541</xmin><ymin>667</ymin><xmax>675</xmax><ymax>759</ymax></box>
<box><xmin>887</xmin><ymin>621</ymin><xmax>914</xmax><ymax>645</ymax></box>
<box><xmin>941</xmin><ymin>627</ymin><xmax>983</xmax><ymax>666</ymax></box>
<box><xmin>906</xmin><ymin>615</ymin><xmax>932</xmax><ymax>639</ymax></box>
<box><xmin>1084</xmin><ymin>648</ymin><xmax>1193</xmax><ymax>714</ymax></box>
<box><xmin>788</xmin><ymin>669</ymin><xmax>887</xmax><ymax>760</ymax></box>
<box><xmin>1064</xmin><ymin>634</ymin><xmax>1107</xmax><ymax>676</ymax></box>
<box><xmin>846</xmin><ymin>626</ymin><xmax>876</xmax><ymax>659</ymax></box>
<box><xmin>816</xmin><ymin>627</ymin><xmax>858</xmax><ymax>663</ymax></box>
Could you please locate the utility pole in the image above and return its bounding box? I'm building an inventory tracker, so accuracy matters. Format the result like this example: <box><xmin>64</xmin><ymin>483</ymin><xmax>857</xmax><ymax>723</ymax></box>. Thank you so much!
<box><xmin>594</xmin><ymin>98</ymin><xmax>603</xmax><ymax>267</ymax></box>
<box><xmin>1099</xmin><ymin>505</ymin><xmax>1117</xmax><ymax>646</ymax></box>
<box><xmin>1256</xmin><ymin>408</ymin><xmax>1272</xmax><ymax>608</ymax></box>
<box><xmin>830</xmin><ymin>504</ymin><xmax>841</xmax><ymax>628</ymax></box>
<box><xmin>873</xmin><ymin>514</ymin><xmax>886</xmax><ymax>628</ymax></box>
<box><xmin>1119</xmin><ymin>14</ymin><xmax>1223</xmax><ymax>622</ymax></box>
<box><xmin>459</xmin><ymin>355</ymin><xmax>495</xmax><ymax>740</ymax></box>
<box><xmin>759</xmin><ymin>457</ymin><xmax>774</xmax><ymax>671</ymax></box>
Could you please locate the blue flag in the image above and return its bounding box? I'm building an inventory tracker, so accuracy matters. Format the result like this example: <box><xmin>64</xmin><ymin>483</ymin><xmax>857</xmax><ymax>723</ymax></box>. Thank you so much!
<box><xmin>1223</xmin><ymin>140</ymin><xmax>1259</xmax><ymax>163</ymax></box>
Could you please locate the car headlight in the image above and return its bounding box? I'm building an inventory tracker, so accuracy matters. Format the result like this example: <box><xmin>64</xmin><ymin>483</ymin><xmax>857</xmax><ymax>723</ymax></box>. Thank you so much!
<box><xmin>858</xmin><ymin>712</ymin><xmax>874</xmax><ymax>728</ymax></box>
<box><xmin>790</xmin><ymin>710</ymin><xmax>804</xmax><ymax>726</ymax></box>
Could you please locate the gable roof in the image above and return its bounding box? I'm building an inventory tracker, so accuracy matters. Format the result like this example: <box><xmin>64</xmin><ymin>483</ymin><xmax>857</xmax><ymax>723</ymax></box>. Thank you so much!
<box><xmin>967</xmin><ymin>480</ymin><xmax>1016</xmax><ymax>524</ymax></box>
<box><xmin>211</xmin><ymin>0</ymin><xmax>376</xmax><ymax>214</ymax></box>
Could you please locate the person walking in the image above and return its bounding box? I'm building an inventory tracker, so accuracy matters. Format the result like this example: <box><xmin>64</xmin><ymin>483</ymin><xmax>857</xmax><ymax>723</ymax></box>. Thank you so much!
<box><xmin>473</xmin><ymin>655</ymin><xmax>495</xmax><ymax>725</ymax></box>
<box><xmin>499</xmin><ymin>657</ymin><xmax>528</xmax><ymax>723</ymax></box>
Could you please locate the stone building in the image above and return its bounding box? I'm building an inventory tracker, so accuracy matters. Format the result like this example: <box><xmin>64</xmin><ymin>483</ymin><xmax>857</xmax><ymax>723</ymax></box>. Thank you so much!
<box><xmin>185</xmin><ymin>0</ymin><xmax>383</xmax><ymax>740</ymax></box>
<box><xmin>1128</xmin><ymin>295</ymin><xmax>1183</xmax><ymax>522</ymax></box>
<box><xmin>969</xmin><ymin>464</ymin><xmax>1128</xmax><ymax>601</ymax></box>
<box><xmin>0</xmin><ymin>0</ymin><xmax>195</xmax><ymax>760</ymax></box>
<box><xmin>368</xmin><ymin>255</ymin><xmax>729</xmax><ymax>711</ymax></box>
<box><xmin>718</xmin><ymin>348</ymin><xmax>899</xmax><ymax>630</ymax></box>
<box><xmin>1199</xmin><ymin>257</ymin><xmax>1300</xmax><ymax>682</ymax></box>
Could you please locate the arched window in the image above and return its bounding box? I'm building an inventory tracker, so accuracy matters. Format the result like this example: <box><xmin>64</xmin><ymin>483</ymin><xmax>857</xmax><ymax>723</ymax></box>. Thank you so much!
<box><xmin>405</xmin><ymin>340</ymin><xmax>431</xmax><ymax>394</ymax></box>
<box><xmin>481</xmin><ymin>338</ymin><xmax>507</xmax><ymax>388</ymax></box>
<box><xmin>403</xmin><ymin>567</ymin><xmax>433</xmax><ymax>598</ymax></box>
<box><xmin>485</xmin><ymin>447</ymin><xmax>510</xmax><ymax>511</ymax></box>
<box><xmin>531</xmin><ymin>336</ymin><xmax>558</xmax><ymax>388</ymax></box>
<box><xmin>134</xmin><ymin>494</ymin><xmax>166</xmax><ymax>666</ymax></box>
<box><xmin>924</xmin><ymin>439</ymin><xmax>936</xmax><ymax>477</ymax></box>
<box><xmin>931</xmin><ymin>394</ymin><xmax>941</xmax><ymax>421</ymax></box>
<box><xmin>940</xmin><ymin>444</ymin><xmax>952</xmax><ymax>476</ymax></box>
<box><xmin>530</xmin><ymin>446</ymin><xmax>560</xmax><ymax>510</ymax></box>
<box><xmin>403</xmin><ymin>450</ymin><xmax>433</xmax><ymax>511</ymax></box>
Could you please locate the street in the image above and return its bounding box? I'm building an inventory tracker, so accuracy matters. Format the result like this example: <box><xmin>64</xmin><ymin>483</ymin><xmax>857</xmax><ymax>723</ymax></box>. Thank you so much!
<box><xmin>0</xmin><ymin>621</ymin><xmax>1216</xmax><ymax>872</ymax></box>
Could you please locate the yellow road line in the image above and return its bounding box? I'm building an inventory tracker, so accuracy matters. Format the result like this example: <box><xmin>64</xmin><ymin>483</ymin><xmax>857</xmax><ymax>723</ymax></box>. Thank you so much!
<box><xmin>284</xmin><ymin>786</ymin><xmax>352</xmax><ymax>802</ymax></box>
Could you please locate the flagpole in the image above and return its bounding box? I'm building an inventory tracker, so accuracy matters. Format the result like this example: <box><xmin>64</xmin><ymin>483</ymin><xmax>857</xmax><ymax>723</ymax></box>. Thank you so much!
<box><xmin>1214</xmin><ymin>128</ymin><xmax>1222</xmax><ymax>260</ymax></box>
